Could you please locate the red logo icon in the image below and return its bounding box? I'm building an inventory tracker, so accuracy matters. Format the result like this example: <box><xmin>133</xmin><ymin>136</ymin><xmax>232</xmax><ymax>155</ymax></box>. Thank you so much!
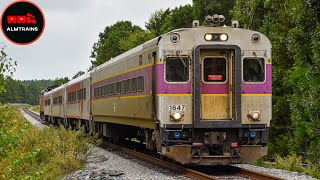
<box><xmin>7</xmin><ymin>13</ymin><xmax>36</xmax><ymax>24</ymax></box>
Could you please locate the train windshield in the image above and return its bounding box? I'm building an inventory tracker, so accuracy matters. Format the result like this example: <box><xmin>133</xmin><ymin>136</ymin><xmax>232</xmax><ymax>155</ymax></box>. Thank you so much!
<box><xmin>165</xmin><ymin>57</ymin><xmax>189</xmax><ymax>82</ymax></box>
<box><xmin>203</xmin><ymin>57</ymin><xmax>227</xmax><ymax>82</ymax></box>
<box><xmin>243</xmin><ymin>58</ymin><xmax>265</xmax><ymax>82</ymax></box>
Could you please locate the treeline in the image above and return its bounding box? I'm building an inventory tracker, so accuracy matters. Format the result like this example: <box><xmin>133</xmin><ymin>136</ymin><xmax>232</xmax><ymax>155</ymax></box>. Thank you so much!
<box><xmin>89</xmin><ymin>0</ymin><xmax>320</xmax><ymax>172</ymax></box>
<box><xmin>0</xmin><ymin>78</ymin><xmax>69</xmax><ymax>105</ymax></box>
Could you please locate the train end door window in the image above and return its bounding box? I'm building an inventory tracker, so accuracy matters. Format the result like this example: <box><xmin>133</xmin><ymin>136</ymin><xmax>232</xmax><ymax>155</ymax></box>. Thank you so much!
<box><xmin>243</xmin><ymin>58</ymin><xmax>265</xmax><ymax>82</ymax></box>
<box><xmin>203</xmin><ymin>57</ymin><xmax>227</xmax><ymax>83</ymax></box>
<box><xmin>165</xmin><ymin>57</ymin><xmax>189</xmax><ymax>82</ymax></box>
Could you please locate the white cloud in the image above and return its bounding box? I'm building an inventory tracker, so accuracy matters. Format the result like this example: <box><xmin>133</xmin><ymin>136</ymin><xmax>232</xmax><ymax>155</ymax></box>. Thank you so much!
<box><xmin>0</xmin><ymin>0</ymin><xmax>192</xmax><ymax>80</ymax></box>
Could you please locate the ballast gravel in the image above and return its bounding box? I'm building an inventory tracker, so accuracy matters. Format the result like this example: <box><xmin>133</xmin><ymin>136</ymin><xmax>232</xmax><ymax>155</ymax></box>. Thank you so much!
<box><xmin>233</xmin><ymin>164</ymin><xmax>318</xmax><ymax>180</ymax></box>
<box><xmin>63</xmin><ymin>146</ymin><xmax>191</xmax><ymax>180</ymax></box>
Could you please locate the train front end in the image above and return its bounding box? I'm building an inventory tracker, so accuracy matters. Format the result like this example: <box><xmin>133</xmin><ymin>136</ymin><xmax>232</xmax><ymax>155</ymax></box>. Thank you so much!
<box><xmin>155</xmin><ymin>23</ymin><xmax>272</xmax><ymax>165</ymax></box>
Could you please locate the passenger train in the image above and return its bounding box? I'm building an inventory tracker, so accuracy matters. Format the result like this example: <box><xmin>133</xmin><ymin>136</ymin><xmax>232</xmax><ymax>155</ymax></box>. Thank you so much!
<box><xmin>40</xmin><ymin>15</ymin><xmax>272</xmax><ymax>165</ymax></box>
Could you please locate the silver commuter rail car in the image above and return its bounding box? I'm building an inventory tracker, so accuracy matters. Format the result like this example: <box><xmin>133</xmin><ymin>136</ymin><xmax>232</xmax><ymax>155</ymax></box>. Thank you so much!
<box><xmin>41</xmin><ymin>19</ymin><xmax>272</xmax><ymax>165</ymax></box>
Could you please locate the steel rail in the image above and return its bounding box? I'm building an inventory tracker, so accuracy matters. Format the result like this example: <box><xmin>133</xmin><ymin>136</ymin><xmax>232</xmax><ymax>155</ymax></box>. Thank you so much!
<box><xmin>23</xmin><ymin>108</ymin><xmax>286</xmax><ymax>180</ymax></box>
<box><xmin>103</xmin><ymin>141</ymin><xmax>215</xmax><ymax>180</ymax></box>
<box><xmin>237</xmin><ymin>167</ymin><xmax>286</xmax><ymax>180</ymax></box>
<box><xmin>22</xmin><ymin>108</ymin><xmax>49</xmax><ymax>125</ymax></box>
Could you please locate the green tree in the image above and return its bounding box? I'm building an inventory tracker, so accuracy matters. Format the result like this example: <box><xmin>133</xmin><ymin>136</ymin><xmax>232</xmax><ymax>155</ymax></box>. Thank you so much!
<box><xmin>193</xmin><ymin>0</ymin><xmax>235</xmax><ymax>25</ymax></box>
<box><xmin>160</xmin><ymin>5</ymin><xmax>194</xmax><ymax>34</ymax></box>
<box><xmin>230</xmin><ymin>0</ymin><xmax>264</xmax><ymax>29</ymax></box>
<box><xmin>52</xmin><ymin>77</ymin><xmax>69</xmax><ymax>86</ymax></box>
<box><xmin>145</xmin><ymin>9</ymin><xmax>171</xmax><ymax>36</ymax></box>
<box><xmin>0</xmin><ymin>44</ymin><xmax>16</xmax><ymax>94</ymax></box>
<box><xmin>119</xmin><ymin>30</ymin><xmax>156</xmax><ymax>50</ymax></box>
<box><xmin>90</xmin><ymin>21</ymin><xmax>143</xmax><ymax>68</ymax></box>
<box><xmin>0</xmin><ymin>78</ymin><xmax>22</xmax><ymax>103</ymax></box>
<box><xmin>72</xmin><ymin>71</ymin><xmax>85</xmax><ymax>79</ymax></box>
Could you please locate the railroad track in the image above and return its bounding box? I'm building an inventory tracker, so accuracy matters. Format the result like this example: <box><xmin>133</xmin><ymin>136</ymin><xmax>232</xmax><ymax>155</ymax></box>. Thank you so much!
<box><xmin>22</xmin><ymin>108</ymin><xmax>285</xmax><ymax>180</ymax></box>
<box><xmin>22</xmin><ymin>108</ymin><xmax>49</xmax><ymax>125</ymax></box>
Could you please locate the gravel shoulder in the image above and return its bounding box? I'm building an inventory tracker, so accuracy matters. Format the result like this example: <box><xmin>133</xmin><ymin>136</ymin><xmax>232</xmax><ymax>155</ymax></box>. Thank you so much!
<box><xmin>233</xmin><ymin>164</ymin><xmax>318</xmax><ymax>180</ymax></box>
<box><xmin>64</xmin><ymin>146</ymin><xmax>191</xmax><ymax>180</ymax></box>
<box><xmin>21</xmin><ymin>109</ymin><xmax>46</xmax><ymax>130</ymax></box>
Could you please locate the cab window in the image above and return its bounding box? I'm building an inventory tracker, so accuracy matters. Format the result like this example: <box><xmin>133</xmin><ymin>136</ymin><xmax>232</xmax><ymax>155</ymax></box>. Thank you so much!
<box><xmin>243</xmin><ymin>58</ymin><xmax>265</xmax><ymax>82</ymax></box>
<box><xmin>165</xmin><ymin>57</ymin><xmax>189</xmax><ymax>82</ymax></box>
<box><xmin>203</xmin><ymin>57</ymin><xmax>227</xmax><ymax>83</ymax></box>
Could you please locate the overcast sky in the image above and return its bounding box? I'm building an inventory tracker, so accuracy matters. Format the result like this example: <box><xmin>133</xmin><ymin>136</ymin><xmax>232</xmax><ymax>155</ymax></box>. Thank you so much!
<box><xmin>0</xmin><ymin>0</ymin><xmax>192</xmax><ymax>80</ymax></box>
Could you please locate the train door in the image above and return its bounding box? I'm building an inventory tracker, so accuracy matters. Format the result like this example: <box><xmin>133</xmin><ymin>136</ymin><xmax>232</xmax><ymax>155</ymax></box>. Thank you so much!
<box><xmin>200</xmin><ymin>50</ymin><xmax>233</xmax><ymax>120</ymax></box>
<box><xmin>193</xmin><ymin>45</ymin><xmax>241</xmax><ymax>125</ymax></box>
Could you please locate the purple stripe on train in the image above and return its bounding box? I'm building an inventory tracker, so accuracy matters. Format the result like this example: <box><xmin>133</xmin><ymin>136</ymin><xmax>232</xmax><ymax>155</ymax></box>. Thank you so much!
<box><xmin>91</xmin><ymin>66</ymin><xmax>153</xmax><ymax>100</ymax></box>
<box><xmin>156</xmin><ymin>64</ymin><xmax>192</xmax><ymax>94</ymax></box>
<box><xmin>156</xmin><ymin>64</ymin><xmax>272</xmax><ymax>95</ymax></box>
<box><xmin>241</xmin><ymin>64</ymin><xmax>272</xmax><ymax>94</ymax></box>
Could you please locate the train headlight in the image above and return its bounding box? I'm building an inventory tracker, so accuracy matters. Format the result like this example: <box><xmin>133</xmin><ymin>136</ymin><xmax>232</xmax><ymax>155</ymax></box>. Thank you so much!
<box><xmin>171</xmin><ymin>112</ymin><xmax>182</xmax><ymax>121</ymax></box>
<box><xmin>220</xmin><ymin>34</ymin><xmax>228</xmax><ymax>41</ymax></box>
<box><xmin>249</xmin><ymin>111</ymin><xmax>261</xmax><ymax>120</ymax></box>
<box><xmin>205</xmin><ymin>33</ymin><xmax>213</xmax><ymax>41</ymax></box>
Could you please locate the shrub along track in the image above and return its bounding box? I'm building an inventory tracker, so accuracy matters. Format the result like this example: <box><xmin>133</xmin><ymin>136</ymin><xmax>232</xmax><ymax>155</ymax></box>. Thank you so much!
<box><xmin>22</xmin><ymin>108</ymin><xmax>285</xmax><ymax>180</ymax></box>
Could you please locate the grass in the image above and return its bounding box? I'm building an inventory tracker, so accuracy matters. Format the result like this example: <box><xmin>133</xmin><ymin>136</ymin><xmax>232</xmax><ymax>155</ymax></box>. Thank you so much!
<box><xmin>30</xmin><ymin>106</ymin><xmax>40</xmax><ymax>113</ymax></box>
<box><xmin>0</xmin><ymin>105</ymin><xmax>94</xmax><ymax>179</ymax></box>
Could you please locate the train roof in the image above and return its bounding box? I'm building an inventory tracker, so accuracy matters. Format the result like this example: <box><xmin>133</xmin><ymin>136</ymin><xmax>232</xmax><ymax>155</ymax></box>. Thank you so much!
<box><xmin>40</xmin><ymin>85</ymin><xmax>58</xmax><ymax>93</ymax></box>
<box><xmin>90</xmin><ymin>36</ymin><xmax>160</xmax><ymax>74</ymax></box>
<box><xmin>43</xmin><ymin>72</ymin><xmax>90</xmax><ymax>96</ymax></box>
<box><xmin>65</xmin><ymin>72</ymin><xmax>90</xmax><ymax>87</ymax></box>
<box><xmin>160</xmin><ymin>26</ymin><xmax>271</xmax><ymax>46</ymax></box>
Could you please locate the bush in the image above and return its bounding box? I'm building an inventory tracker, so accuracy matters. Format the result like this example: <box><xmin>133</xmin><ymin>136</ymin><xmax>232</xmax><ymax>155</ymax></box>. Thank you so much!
<box><xmin>273</xmin><ymin>154</ymin><xmax>320</xmax><ymax>178</ymax></box>
<box><xmin>275</xmin><ymin>154</ymin><xmax>304</xmax><ymax>172</ymax></box>
<box><xmin>0</xmin><ymin>105</ymin><xmax>93</xmax><ymax>179</ymax></box>
<box><xmin>305</xmin><ymin>163</ymin><xmax>320</xmax><ymax>179</ymax></box>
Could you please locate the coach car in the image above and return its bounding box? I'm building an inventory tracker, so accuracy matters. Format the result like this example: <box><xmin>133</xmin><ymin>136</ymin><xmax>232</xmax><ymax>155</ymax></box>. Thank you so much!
<box><xmin>41</xmin><ymin>16</ymin><xmax>272</xmax><ymax>165</ymax></box>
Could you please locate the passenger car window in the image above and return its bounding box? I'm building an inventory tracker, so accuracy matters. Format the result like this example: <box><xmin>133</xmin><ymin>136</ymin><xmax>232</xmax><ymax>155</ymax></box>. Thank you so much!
<box><xmin>138</xmin><ymin>76</ymin><xmax>144</xmax><ymax>92</ymax></box>
<box><xmin>121</xmin><ymin>80</ymin><xmax>126</xmax><ymax>94</ymax></box>
<box><xmin>165</xmin><ymin>57</ymin><xmax>189</xmax><ymax>82</ymax></box>
<box><xmin>126</xmin><ymin>79</ymin><xmax>131</xmax><ymax>93</ymax></box>
<box><xmin>117</xmin><ymin>82</ymin><xmax>121</xmax><ymax>94</ymax></box>
<box><xmin>203</xmin><ymin>57</ymin><xmax>227</xmax><ymax>82</ymax></box>
<box><xmin>108</xmin><ymin>84</ymin><xmax>113</xmax><ymax>95</ymax></box>
<box><xmin>113</xmin><ymin>83</ymin><xmax>116</xmax><ymax>95</ymax></box>
<box><xmin>243</xmin><ymin>58</ymin><xmax>265</xmax><ymax>82</ymax></box>
<box><xmin>132</xmin><ymin>78</ymin><xmax>137</xmax><ymax>92</ymax></box>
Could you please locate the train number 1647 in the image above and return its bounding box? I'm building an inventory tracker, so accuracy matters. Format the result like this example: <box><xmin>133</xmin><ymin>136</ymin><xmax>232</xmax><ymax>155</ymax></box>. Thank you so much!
<box><xmin>169</xmin><ymin>104</ymin><xmax>186</xmax><ymax>111</ymax></box>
